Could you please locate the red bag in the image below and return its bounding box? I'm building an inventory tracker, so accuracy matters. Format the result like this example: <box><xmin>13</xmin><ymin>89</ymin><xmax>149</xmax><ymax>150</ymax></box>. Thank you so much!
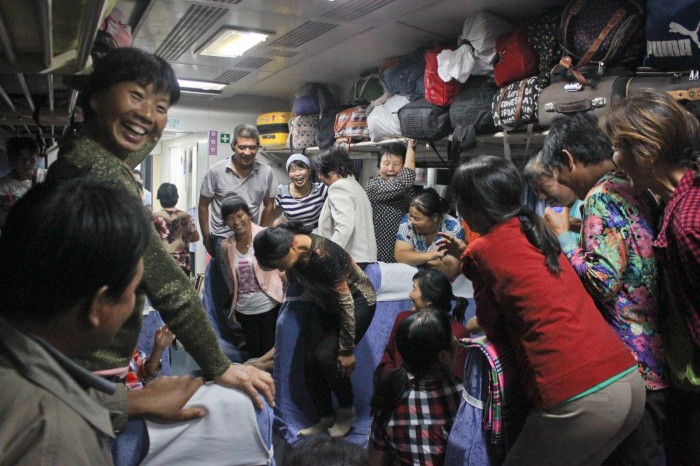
<box><xmin>494</xmin><ymin>29</ymin><xmax>539</xmax><ymax>87</ymax></box>
<box><xmin>424</xmin><ymin>47</ymin><xmax>461</xmax><ymax>107</ymax></box>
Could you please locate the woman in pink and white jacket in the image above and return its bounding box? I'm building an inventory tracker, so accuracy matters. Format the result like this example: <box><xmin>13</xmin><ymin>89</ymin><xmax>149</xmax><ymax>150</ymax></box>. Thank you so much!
<box><xmin>221</xmin><ymin>195</ymin><xmax>284</xmax><ymax>361</ymax></box>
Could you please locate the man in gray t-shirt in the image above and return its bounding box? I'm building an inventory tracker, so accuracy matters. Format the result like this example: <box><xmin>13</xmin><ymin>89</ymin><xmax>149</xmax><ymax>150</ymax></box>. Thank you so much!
<box><xmin>198</xmin><ymin>124</ymin><xmax>277</xmax><ymax>346</ymax></box>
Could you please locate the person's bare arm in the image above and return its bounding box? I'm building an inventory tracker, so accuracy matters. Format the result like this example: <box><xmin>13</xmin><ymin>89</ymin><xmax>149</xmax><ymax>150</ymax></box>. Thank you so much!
<box><xmin>143</xmin><ymin>326</ymin><xmax>176</xmax><ymax>377</ymax></box>
<box><xmin>198</xmin><ymin>195</ymin><xmax>213</xmax><ymax>255</ymax></box>
<box><xmin>394</xmin><ymin>240</ymin><xmax>443</xmax><ymax>266</ymax></box>
<box><xmin>405</xmin><ymin>138</ymin><xmax>417</xmax><ymax>171</ymax></box>
<box><xmin>436</xmin><ymin>232</ymin><xmax>467</xmax><ymax>258</ymax></box>
<box><xmin>246</xmin><ymin>347</ymin><xmax>275</xmax><ymax>373</ymax></box>
<box><xmin>259</xmin><ymin>197</ymin><xmax>277</xmax><ymax>227</ymax></box>
<box><xmin>426</xmin><ymin>254</ymin><xmax>461</xmax><ymax>279</ymax></box>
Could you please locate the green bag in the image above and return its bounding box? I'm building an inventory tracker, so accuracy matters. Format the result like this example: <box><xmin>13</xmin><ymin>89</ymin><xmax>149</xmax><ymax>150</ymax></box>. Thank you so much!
<box><xmin>348</xmin><ymin>70</ymin><xmax>385</xmax><ymax>105</ymax></box>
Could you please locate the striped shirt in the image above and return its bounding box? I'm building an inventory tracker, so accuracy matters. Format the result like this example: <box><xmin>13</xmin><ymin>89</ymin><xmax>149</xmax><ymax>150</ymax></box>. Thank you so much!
<box><xmin>275</xmin><ymin>182</ymin><xmax>328</xmax><ymax>229</ymax></box>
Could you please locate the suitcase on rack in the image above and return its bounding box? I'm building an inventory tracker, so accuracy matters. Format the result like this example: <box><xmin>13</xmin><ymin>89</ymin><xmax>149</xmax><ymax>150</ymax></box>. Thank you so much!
<box><xmin>627</xmin><ymin>71</ymin><xmax>700</xmax><ymax>120</ymax></box>
<box><xmin>538</xmin><ymin>74</ymin><xmax>629</xmax><ymax>127</ymax></box>
<box><xmin>257</xmin><ymin>112</ymin><xmax>292</xmax><ymax>148</ymax></box>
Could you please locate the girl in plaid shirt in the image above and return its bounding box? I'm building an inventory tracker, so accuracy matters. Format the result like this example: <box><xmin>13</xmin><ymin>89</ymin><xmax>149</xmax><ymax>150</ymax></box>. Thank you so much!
<box><xmin>369</xmin><ymin>310</ymin><xmax>462</xmax><ymax>466</ymax></box>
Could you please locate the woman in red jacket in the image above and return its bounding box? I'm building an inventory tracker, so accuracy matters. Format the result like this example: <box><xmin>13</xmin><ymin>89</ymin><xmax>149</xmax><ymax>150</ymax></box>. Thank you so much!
<box><xmin>439</xmin><ymin>155</ymin><xmax>644</xmax><ymax>465</ymax></box>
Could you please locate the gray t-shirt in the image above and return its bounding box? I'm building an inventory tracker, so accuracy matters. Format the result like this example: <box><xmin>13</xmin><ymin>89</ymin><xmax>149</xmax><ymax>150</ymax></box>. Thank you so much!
<box><xmin>200</xmin><ymin>158</ymin><xmax>276</xmax><ymax>236</ymax></box>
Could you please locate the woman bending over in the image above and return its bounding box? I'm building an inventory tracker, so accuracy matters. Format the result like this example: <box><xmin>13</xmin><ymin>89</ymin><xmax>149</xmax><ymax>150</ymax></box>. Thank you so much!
<box><xmin>254</xmin><ymin>222</ymin><xmax>376</xmax><ymax>437</ymax></box>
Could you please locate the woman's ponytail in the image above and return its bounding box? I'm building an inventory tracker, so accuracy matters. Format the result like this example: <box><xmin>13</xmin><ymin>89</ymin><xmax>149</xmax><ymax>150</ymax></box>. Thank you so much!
<box><xmin>518</xmin><ymin>206</ymin><xmax>562</xmax><ymax>275</ymax></box>
<box><xmin>452</xmin><ymin>296</ymin><xmax>468</xmax><ymax>323</ymax></box>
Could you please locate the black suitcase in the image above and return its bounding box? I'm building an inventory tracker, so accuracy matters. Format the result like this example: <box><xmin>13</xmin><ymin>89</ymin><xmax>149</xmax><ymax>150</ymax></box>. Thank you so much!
<box><xmin>538</xmin><ymin>74</ymin><xmax>630</xmax><ymax>127</ymax></box>
<box><xmin>398</xmin><ymin>97</ymin><xmax>450</xmax><ymax>141</ymax></box>
<box><xmin>626</xmin><ymin>71</ymin><xmax>700</xmax><ymax>120</ymax></box>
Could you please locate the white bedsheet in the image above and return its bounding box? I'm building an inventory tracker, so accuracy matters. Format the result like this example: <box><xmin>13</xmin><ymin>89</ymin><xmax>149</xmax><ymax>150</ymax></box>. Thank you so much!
<box><xmin>376</xmin><ymin>262</ymin><xmax>473</xmax><ymax>302</ymax></box>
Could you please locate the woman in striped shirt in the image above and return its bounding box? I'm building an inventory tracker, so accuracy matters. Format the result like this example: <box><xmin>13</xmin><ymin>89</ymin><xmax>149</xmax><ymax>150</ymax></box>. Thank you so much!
<box><xmin>273</xmin><ymin>153</ymin><xmax>328</xmax><ymax>230</ymax></box>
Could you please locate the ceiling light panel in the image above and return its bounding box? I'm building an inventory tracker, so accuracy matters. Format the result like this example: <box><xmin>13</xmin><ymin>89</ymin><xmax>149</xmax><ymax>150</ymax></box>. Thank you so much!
<box><xmin>196</xmin><ymin>28</ymin><xmax>271</xmax><ymax>58</ymax></box>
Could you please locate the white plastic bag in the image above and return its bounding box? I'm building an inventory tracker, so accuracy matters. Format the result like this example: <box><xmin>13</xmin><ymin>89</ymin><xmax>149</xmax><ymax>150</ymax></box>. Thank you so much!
<box><xmin>367</xmin><ymin>94</ymin><xmax>410</xmax><ymax>142</ymax></box>
<box><xmin>438</xmin><ymin>10</ymin><xmax>513</xmax><ymax>83</ymax></box>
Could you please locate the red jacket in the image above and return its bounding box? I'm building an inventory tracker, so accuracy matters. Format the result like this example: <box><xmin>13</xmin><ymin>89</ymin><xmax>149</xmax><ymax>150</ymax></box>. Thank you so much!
<box><xmin>462</xmin><ymin>218</ymin><xmax>636</xmax><ymax>408</ymax></box>
<box><xmin>376</xmin><ymin>310</ymin><xmax>469</xmax><ymax>382</ymax></box>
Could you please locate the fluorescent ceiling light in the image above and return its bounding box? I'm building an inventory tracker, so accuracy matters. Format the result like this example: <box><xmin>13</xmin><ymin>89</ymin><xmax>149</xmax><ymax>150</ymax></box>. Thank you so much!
<box><xmin>177</xmin><ymin>79</ymin><xmax>227</xmax><ymax>91</ymax></box>
<box><xmin>196</xmin><ymin>27</ymin><xmax>271</xmax><ymax>58</ymax></box>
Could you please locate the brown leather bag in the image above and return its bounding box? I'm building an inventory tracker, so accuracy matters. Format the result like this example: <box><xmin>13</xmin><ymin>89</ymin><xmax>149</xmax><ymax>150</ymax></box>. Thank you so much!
<box><xmin>555</xmin><ymin>0</ymin><xmax>644</xmax><ymax>86</ymax></box>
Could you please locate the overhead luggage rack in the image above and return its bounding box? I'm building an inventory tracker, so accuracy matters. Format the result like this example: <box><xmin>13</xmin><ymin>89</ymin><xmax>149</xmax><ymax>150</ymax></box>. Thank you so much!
<box><xmin>0</xmin><ymin>0</ymin><xmax>110</xmax><ymax>147</ymax></box>
<box><xmin>261</xmin><ymin>129</ymin><xmax>549</xmax><ymax>168</ymax></box>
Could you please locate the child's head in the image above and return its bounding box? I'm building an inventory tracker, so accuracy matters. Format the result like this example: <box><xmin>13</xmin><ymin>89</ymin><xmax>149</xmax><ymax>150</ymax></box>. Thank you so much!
<box><xmin>396</xmin><ymin>309</ymin><xmax>454</xmax><ymax>378</ymax></box>
<box><xmin>411</xmin><ymin>269</ymin><xmax>467</xmax><ymax>322</ymax></box>
<box><xmin>283</xmin><ymin>437</ymin><xmax>368</xmax><ymax>466</ymax></box>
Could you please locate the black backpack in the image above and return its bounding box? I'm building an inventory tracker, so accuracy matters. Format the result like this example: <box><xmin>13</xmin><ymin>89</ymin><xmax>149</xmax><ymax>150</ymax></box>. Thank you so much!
<box><xmin>398</xmin><ymin>98</ymin><xmax>451</xmax><ymax>141</ymax></box>
<box><xmin>449</xmin><ymin>76</ymin><xmax>499</xmax><ymax>161</ymax></box>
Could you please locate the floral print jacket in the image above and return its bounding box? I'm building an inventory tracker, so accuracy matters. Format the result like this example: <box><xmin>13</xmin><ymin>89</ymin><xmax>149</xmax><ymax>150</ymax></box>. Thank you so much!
<box><xmin>559</xmin><ymin>172</ymin><xmax>668</xmax><ymax>390</ymax></box>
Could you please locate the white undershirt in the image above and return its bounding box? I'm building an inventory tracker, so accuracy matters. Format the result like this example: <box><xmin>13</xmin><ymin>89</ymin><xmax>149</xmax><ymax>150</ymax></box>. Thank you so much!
<box><xmin>235</xmin><ymin>248</ymin><xmax>276</xmax><ymax>315</ymax></box>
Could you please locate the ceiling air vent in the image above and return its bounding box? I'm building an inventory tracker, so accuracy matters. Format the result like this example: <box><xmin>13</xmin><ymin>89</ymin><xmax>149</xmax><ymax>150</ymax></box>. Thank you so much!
<box><xmin>267</xmin><ymin>21</ymin><xmax>337</xmax><ymax>49</ymax></box>
<box><xmin>216</xmin><ymin>70</ymin><xmax>251</xmax><ymax>83</ymax></box>
<box><xmin>156</xmin><ymin>5</ymin><xmax>227</xmax><ymax>62</ymax></box>
<box><xmin>234</xmin><ymin>56</ymin><xmax>273</xmax><ymax>69</ymax></box>
<box><xmin>210</xmin><ymin>0</ymin><xmax>243</xmax><ymax>4</ymax></box>
<box><xmin>267</xmin><ymin>49</ymin><xmax>299</xmax><ymax>58</ymax></box>
<box><xmin>321</xmin><ymin>0</ymin><xmax>396</xmax><ymax>22</ymax></box>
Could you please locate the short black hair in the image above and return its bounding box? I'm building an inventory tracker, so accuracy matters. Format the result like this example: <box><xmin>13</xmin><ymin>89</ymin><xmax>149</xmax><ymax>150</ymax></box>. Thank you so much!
<box><xmin>523</xmin><ymin>152</ymin><xmax>554</xmax><ymax>184</ymax></box>
<box><xmin>314</xmin><ymin>146</ymin><xmax>355</xmax><ymax>178</ymax></box>
<box><xmin>156</xmin><ymin>183</ymin><xmax>179</xmax><ymax>208</ymax></box>
<box><xmin>79</xmin><ymin>48</ymin><xmax>180</xmax><ymax>121</ymax></box>
<box><xmin>6</xmin><ymin>137</ymin><xmax>39</xmax><ymax>160</ymax></box>
<box><xmin>253</xmin><ymin>222</ymin><xmax>312</xmax><ymax>271</ymax></box>
<box><xmin>233</xmin><ymin>124</ymin><xmax>260</xmax><ymax>146</ymax></box>
<box><xmin>410</xmin><ymin>187</ymin><xmax>449</xmax><ymax>217</ymax></box>
<box><xmin>541</xmin><ymin>112</ymin><xmax>613</xmax><ymax>170</ymax></box>
<box><xmin>283</xmin><ymin>437</ymin><xmax>368</xmax><ymax>466</ymax></box>
<box><xmin>377</xmin><ymin>142</ymin><xmax>407</xmax><ymax>168</ymax></box>
<box><xmin>0</xmin><ymin>177</ymin><xmax>150</xmax><ymax>321</ymax></box>
<box><xmin>220</xmin><ymin>195</ymin><xmax>251</xmax><ymax>222</ymax></box>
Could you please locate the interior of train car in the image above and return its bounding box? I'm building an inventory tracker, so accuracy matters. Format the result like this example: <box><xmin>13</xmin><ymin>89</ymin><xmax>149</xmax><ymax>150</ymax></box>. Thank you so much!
<box><xmin>1</xmin><ymin>0</ymin><xmax>699</xmax><ymax>464</ymax></box>
<box><xmin>0</xmin><ymin>0</ymin><xmax>603</xmax><ymax>273</ymax></box>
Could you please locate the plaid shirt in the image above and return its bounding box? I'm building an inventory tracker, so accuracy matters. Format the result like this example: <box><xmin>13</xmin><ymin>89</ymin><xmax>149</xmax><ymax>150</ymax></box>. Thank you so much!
<box><xmin>653</xmin><ymin>169</ymin><xmax>700</xmax><ymax>346</ymax></box>
<box><xmin>371</xmin><ymin>377</ymin><xmax>462</xmax><ymax>466</ymax></box>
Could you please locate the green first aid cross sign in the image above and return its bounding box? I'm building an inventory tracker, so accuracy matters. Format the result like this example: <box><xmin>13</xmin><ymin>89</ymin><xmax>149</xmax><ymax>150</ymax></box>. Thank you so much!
<box><xmin>220</xmin><ymin>133</ymin><xmax>231</xmax><ymax>144</ymax></box>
